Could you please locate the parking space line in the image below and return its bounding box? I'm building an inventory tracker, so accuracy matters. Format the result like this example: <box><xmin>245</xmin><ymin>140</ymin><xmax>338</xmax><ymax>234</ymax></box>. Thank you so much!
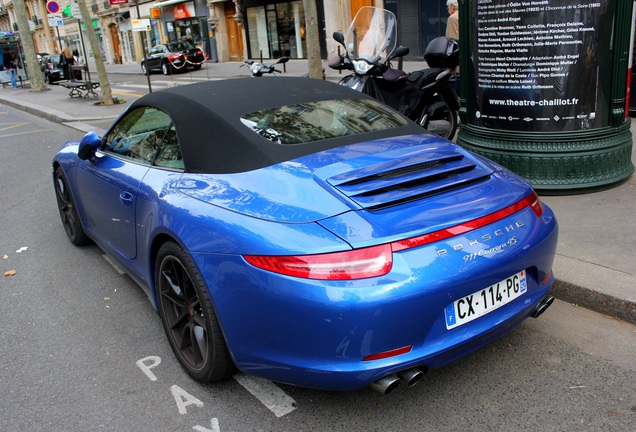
<box><xmin>0</xmin><ymin>122</ymin><xmax>30</xmax><ymax>131</ymax></box>
<box><xmin>233</xmin><ymin>373</ymin><xmax>296</xmax><ymax>418</ymax></box>
<box><xmin>0</xmin><ymin>128</ymin><xmax>50</xmax><ymax>138</ymax></box>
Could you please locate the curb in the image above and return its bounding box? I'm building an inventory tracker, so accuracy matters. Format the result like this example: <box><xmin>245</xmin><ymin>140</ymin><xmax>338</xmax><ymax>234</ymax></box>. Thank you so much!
<box><xmin>551</xmin><ymin>279</ymin><xmax>636</xmax><ymax>325</ymax></box>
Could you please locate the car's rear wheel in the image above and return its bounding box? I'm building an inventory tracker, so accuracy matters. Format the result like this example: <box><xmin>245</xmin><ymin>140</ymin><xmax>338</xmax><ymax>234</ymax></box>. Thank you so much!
<box><xmin>54</xmin><ymin>167</ymin><xmax>90</xmax><ymax>246</ymax></box>
<box><xmin>155</xmin><ymin>242</ymin><xmax>235</xmax><ymax>383</ymax></box>
<box><xmin>162</xmin><ymin>62</ymin><xmax>172</xmax><ymax>75</ymax></box>
<box><xmin>193</xmin><ymin>64</ymin><xmax>202</xmax><ymax>71</ymax></box>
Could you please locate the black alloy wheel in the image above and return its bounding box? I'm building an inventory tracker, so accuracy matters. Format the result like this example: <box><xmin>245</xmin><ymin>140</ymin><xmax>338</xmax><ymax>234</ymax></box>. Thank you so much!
<box><xmin>155</xmin><ymin>242</ymin><xmax>235</xmax><ymax>383</ymax></box>
<box><xmin>418</xmin><ymin>98</ymin><xmax>459</xmax><ymax>141</ymax></box>
<box><xmin>54</xmin><ymin>167</ymin><xmax>90</xmax><ymax>246</ymax></box>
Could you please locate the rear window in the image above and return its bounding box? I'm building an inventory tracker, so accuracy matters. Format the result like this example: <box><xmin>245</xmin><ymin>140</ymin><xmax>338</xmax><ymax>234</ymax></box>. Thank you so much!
<box><xmin>240</xmin><ymin>98</ymin><xmax>407</xmax><ymax>144</ymax></box>
<box><xmin>167</xmin><ymin>42</ymin><xmax>195</xmax><ymax>52</ymax></box>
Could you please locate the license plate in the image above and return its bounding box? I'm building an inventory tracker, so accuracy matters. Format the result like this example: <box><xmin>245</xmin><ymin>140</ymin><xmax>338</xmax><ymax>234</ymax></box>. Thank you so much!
<box><xmin>445</xmin><ymin>270</ymin><xmax>527</xmax><ymax>330</ymax></box>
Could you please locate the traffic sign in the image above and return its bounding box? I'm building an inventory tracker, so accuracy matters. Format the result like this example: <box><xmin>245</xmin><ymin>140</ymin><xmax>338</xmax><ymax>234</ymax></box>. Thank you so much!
<box><xmin>46</xmin><ymin>0</ymin><xmax>61</xmax><ymax>14</ymax></box>
<box><xmin>47</xmin><ymin>13</ymin><xmax>63</xmax><ymax>27</ymax></box>
<box><xmin>71</xmin><ymin>3</ymin><xmax>81</xmax><ymax>19</ymax></box>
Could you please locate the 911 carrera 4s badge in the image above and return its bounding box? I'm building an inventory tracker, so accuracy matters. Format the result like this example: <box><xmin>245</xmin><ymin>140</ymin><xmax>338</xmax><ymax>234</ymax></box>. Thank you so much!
<box><xmin>444</xmin><ymin>270</ymin><xmax>527</xmax><ymax>330</ymax></box>
<box><xmin>435</xmin><ymin>220</ymin><xmax>525</xmax><ymax>259</ymax></box>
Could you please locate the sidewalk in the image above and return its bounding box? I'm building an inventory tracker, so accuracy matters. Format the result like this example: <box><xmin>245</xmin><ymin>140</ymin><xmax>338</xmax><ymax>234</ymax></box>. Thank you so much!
<box><xmin>1</xmin><ymin>60</ymin><xmax>634</xmax><ymax>325</ymax></box>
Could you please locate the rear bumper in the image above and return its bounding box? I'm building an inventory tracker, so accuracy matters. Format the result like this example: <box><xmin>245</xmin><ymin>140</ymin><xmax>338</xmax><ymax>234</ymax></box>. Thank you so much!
<box><xmin>192</xmin><ymin>205</ymin><xmax>558</xmax><ymax>391</ymax></box>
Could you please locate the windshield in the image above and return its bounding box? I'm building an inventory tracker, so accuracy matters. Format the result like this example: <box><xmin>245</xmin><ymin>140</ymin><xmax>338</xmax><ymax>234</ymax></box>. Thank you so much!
<box><xmin>344</xmin><ymin>6</ymin><xmax>397</xmax><ymax>64</ymax></box>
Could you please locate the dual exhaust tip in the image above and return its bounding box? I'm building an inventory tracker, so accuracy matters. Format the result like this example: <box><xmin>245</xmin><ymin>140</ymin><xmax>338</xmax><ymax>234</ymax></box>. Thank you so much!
<box><xmin>369</xmin><ymin>367</ymin><xmax>426</xmax><ymax>395</ymax></box>
<box><xmin>370</xmin><ymin>296</ymin><xmax>556</xmax><ymax>395</ymax></box>
<box><xmin>532</xmin><ymin>295</ymin><xmax>555</xmax><ymax>319</ymax></box>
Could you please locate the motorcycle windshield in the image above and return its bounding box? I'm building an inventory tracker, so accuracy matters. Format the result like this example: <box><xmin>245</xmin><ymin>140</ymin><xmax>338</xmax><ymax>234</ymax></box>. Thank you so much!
<box><xmin>344</xmin><ymin>7</ymin><xmax>397</xmax><ymax>64</ymax></box>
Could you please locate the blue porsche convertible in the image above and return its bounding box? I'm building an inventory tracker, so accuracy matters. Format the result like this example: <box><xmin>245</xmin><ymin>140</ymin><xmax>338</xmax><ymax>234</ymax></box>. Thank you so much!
<box><xmin>52</xmin><ymin>77</ymin><xmax>558</xmax><ymax>394</ymax></box>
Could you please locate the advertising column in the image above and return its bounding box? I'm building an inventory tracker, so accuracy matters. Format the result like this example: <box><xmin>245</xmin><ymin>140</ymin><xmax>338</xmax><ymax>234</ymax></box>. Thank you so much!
<box><xmin>457</xmin><ymin>0</ymin><xmax>635</xmax><ymax>191</ymax></box>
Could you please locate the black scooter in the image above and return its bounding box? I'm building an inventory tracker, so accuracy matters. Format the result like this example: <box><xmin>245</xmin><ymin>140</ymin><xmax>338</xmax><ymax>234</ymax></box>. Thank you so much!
<box><xmin>328</xmin><ymin>7</ymin><xmax>459</xmax><ymax>140</ymax></box>
<box><xmin>241</xmin><ymin>57</ymin><xmax>289</xmax><ymax>77</ymax></box>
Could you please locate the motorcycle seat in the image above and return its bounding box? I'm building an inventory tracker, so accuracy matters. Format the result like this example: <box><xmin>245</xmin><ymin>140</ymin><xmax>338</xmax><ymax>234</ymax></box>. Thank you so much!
<box><xmin>383</xmin><ymin>67</ymin><xmax>408</xmax><ymax>82</ymax></box>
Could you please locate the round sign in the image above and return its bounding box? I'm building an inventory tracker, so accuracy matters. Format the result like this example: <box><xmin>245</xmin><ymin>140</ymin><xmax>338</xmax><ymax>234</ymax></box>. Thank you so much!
<box><xmin>71</xmin><ymin>4</ymin><xmax>81</xmax><ymax>19</ymax></box>
<box><xmin>46</xmin><ymin>0</ymin><xmax>60</xmax><ymax>14</ymax></box>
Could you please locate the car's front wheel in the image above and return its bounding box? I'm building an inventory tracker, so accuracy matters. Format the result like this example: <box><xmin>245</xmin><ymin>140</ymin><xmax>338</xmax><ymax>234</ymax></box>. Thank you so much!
<box><xmin>155</xmin><ymin>242</ymin><xmax>235</xmax><ymax>383</ymax></box>
<box><xmin>54</xmin><ymin>167</ymin><xmax>90</xmax><ymax>246</ymax></box>
<box><xmin>141</xmin><ymin>63</ymin><xmax>149</xmax><ymax>75</ymax></box>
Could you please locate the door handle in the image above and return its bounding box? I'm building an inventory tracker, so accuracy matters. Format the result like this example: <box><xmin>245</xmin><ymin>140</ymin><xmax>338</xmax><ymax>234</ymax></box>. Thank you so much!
<box><xmin>119</xmin><ymin>192</ymin><xmax>134</xmax><ymax>208</ymax></box>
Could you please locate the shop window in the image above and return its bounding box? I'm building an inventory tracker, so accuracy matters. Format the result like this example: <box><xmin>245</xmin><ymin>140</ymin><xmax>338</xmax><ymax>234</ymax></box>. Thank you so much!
<box><xmin>246</xmin><ymin>1</ymin><xmax>307</xmax><ymax>59</ymax></box>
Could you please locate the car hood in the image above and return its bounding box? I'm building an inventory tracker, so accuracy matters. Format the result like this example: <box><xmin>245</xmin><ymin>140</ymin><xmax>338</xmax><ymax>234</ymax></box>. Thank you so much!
<box><xmin>177</xmin><ymin>134</ymin><xmax>529</xmax><ymax>242</ymax></box>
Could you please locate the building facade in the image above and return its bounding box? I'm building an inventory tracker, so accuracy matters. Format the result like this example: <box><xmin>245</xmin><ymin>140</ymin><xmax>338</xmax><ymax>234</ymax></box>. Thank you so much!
<box><xmin>1</xmin><ymin>0</ymin><xmax>451</xmax><ymax>68</ymax></box>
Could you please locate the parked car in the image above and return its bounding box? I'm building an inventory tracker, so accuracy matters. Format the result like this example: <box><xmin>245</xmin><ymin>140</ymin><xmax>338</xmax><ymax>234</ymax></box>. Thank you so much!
<box><xmin>52</xmin><ymin>78</ymin><xmax>558</xmax><ymax>394</ymax></box>
<box><xmin>42</xmin><ymin>54</ymin><xmax>82</xmax><ymax>84</ymax></box>
<box><xmin>140</xmin><ymin>41</ymin><xmax>204</xmax><ymax>75</ymax></box>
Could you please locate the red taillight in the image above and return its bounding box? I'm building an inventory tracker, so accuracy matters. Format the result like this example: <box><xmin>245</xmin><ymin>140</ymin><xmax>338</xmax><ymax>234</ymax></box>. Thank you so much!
<box><xmin>167</xmin><ymin>54</ymin><xmax>181</xmax><ymax>61</ymax></box>
<box><xmin>362</xmin><ymin>345</ymin><xmax>412</xmax><ymax>361</ymax></box>
<box><xmin>528</xmin><ymin>191</ymin><xmax>545</xmax><ymax>217</ymax></box>
<box><xmin>244</xmin><ymin>244</ymin><xmax>392</xmax><ymax>280</ymax></box>
<box><xmin>392</xmin><ymin>191</ymin><xmax>544</xmax><ymax>251</ymax></box>
<box><xmin>244</xmin><ymin>191</ymin><xmax>544</xmax><ymax>279</ymax></box>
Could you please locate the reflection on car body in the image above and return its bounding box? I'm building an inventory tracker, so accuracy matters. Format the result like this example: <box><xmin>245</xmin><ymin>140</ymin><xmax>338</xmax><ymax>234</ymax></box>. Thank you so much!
<box><xmin>52</xmin><ymin>77</ymin><xmax>558</xmax><ymax>394</ymax></box>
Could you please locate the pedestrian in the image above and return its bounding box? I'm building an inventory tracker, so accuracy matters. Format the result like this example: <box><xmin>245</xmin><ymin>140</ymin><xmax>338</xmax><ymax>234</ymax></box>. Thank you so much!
<box><xmin>2</xmin><ymin>47</ymin><xmax>18</xmax><ymax>88</ymax></box>
<box><xmin>445</xmin><ymin>0</ymin><xmax>460</xmax><ymax>88</ymax></box>
<box><xmin>446</xmin><ymin>0</ymin><xmax>459</xmax><ymax>41</ymax></box>
<box><xmin>61</xmin><ymin>45</ymin><xmax>75</xmax><ymax>81</ymax></box>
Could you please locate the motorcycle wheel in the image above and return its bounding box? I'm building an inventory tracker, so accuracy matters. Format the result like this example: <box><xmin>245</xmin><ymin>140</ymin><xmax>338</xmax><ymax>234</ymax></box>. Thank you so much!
<box><xmin>417</xmin><ymin>99</ymin><xmax>458</xmax><ymax>141</ymax></box>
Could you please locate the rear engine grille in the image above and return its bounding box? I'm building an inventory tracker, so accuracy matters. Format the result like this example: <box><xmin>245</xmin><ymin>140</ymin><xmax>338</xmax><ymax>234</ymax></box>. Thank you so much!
<box><xmin>328</xmin><ymin>150</ymin><xmax>492</xmax><ymax>210</ymax></box>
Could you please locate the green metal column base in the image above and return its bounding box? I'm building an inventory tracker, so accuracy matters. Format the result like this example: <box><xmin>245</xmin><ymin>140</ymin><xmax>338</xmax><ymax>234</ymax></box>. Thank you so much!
<box><xmin>456</xmin><ymin>120</ymin><xmax>635</xmax><ymax>193</ymax></box>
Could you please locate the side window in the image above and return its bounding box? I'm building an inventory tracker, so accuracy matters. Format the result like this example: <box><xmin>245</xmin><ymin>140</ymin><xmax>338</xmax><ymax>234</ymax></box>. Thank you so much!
<box><xmin>103</xmin><ymin>107</ymin><xmax>172</xmax><ymax>166</ymax></box>
<box><xmin>154</xmin><ymin>125</ymin><xmax>184</xmax><ymax>170</ymax></box>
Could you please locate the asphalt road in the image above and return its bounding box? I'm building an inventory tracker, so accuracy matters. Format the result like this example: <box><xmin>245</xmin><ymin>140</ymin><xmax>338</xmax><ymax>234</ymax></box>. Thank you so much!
<box><xmin>1</xmin><ymin>104</ymin><xmax>635</xmax><ymax>431</ymax></box>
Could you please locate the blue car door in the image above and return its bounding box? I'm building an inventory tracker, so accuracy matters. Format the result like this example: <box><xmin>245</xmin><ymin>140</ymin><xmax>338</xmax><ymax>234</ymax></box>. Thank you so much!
<box><xmin>75</xmin><ymin>156</ymin><xmax>149</xmax><ymax>260</ymax></box>
<box><xmin>74</xmin><ymin>106</ymin><xmax>172</xmax><ymax>260</ymax></box>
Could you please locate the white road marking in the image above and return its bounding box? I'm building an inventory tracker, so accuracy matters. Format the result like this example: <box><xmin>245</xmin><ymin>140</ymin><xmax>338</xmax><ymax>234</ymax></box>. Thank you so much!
<box><xmin>233</xmin><ymin>373</ymin><xmax>296</xmax><ymax>418</ymax></box>
<box><xmin>136</xmin><ymin>356</ymin><xmax>162</xmax><ymax>381</ymax></box>
<box><xmin>193</xmin><ymin>418</ymin><xmax>221</xmax><ymax>432</ymax></box>
<box><xmin>171</xmin><ymin>384</ymin><xmax>205</xmax><ymax>415</ymax></box>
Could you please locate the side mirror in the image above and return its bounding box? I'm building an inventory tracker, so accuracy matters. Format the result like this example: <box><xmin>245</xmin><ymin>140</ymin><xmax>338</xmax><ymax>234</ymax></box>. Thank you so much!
<box><xmin>77</xmin><ymin>130</ymin><xmax>101</xmax><ymax>161</ymax></box>
<box><xmin>389</xmin><ymin>46</ymin><xmax>410</xmax><ymax>60</ymax></box>
<box><xmin>333</xmin><ymin>31</ymin><xmax>345</xmax><ymax>45</ymax></box>
<box><xmin>277</xmin><ymin>56</ymin><xmax>290</xmax><ymax>64</ymax></box>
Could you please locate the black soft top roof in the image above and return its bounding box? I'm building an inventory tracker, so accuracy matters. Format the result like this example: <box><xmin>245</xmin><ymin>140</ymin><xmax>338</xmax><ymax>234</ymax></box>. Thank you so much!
<box><xmin>129</xmin><ymin>77</ymin><xmax>423</xmax><ymax>174</ymax></box>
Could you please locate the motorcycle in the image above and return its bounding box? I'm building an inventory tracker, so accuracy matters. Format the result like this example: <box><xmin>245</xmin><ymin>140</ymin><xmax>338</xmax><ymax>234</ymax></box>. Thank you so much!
<box><xmin>329</xmin><ymin>6</ymin><xmax>460</xmax><ymax>140</ymax></box>
<box><xmin>241</xmin><ymin>56</ymin><xmax>289</xmax><ymax>77</ymax></box>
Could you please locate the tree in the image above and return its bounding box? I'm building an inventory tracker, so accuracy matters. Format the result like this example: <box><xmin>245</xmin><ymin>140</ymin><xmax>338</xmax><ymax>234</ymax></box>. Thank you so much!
<box><xmin>13</xmin><ymin>0</ymin><xmax>47</xmax><ymax>91</ymax></box>
<box><xmin>76</xmin><ymin>0</ymin><xmax>116</xmax><ymax>105</ymax></box>
<box><xmin>302</xmin><ymin>0</ymin><xmax>323</xmax><ymax>79</ymax></box>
